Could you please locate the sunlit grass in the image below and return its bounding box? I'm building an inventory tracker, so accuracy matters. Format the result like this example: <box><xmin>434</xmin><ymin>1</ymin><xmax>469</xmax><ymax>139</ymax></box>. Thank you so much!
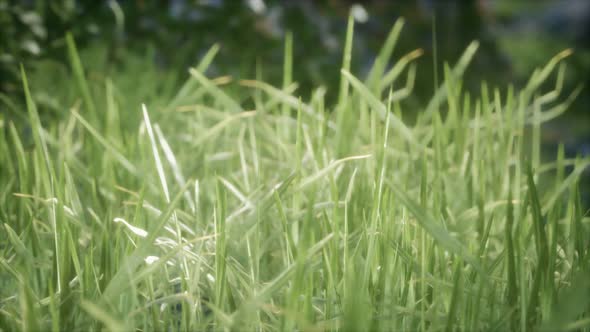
<box><xmin>1</xmin><ymin>18</ymin><xmax>589</xmax><ymax>331</ymax></box>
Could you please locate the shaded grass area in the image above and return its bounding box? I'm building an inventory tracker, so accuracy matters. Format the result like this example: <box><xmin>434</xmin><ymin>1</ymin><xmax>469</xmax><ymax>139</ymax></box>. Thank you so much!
<box><xmin>1</xmin><ymin>18</ymin><xmax>590</xmax><ymax>331</ymax></box>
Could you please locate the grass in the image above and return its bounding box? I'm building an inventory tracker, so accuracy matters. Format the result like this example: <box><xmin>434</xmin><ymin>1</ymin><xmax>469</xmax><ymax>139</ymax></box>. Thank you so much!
<box><xmin>1</xmin><ymin>18</ymin><xmax>590</xmax><ymax>331</ymax></box>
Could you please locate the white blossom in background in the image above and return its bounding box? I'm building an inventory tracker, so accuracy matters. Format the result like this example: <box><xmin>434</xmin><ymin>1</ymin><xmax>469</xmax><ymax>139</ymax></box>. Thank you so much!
<box><xmin>351</xmin><ymin>3</ymin><xmax>369</xmax><ymax>23</ymax></box>
<box><xmin>247</xmin><ymin>0</ymin><xmax>266</xmax><ymax>14</ymax></box>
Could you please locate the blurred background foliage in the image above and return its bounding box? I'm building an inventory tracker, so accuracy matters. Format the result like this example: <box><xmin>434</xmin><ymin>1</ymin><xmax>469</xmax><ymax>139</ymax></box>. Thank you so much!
<box><xmin>1</xmin><ymin>0</ymin><xmax>589</xmax><ymax>153</ymax></box>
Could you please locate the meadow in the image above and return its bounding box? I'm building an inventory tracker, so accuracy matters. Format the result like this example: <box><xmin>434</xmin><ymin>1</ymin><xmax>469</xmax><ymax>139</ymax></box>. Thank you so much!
<box><xmin>1</xmin><ymin>17</ymin><xmax>589</xmax><ymax>331</ymax></box>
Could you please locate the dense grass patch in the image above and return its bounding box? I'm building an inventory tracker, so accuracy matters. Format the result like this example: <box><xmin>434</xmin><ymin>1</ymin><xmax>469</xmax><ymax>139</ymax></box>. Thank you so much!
<box><xmin>1</xmin><ymin>19</ymin><xmax>589</xmax><ymax>331</ymax></box>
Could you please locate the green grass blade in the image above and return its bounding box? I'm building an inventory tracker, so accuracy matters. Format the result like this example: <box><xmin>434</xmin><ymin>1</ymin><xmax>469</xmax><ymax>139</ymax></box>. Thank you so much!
<box><xmin>80</xmin><ymin>299</ymin><xmax>129</xmax><ymax>331</ymax></box>
<box><xmin>423</xmin><ymin>41</ymin><xmax>479</xmax><ymax>120</ymax></box>
<box><xmin>341</xmin><ymin>69</ymin><xmax>423</xmax><ymax>150</ymax></box>
<box><xmin>387</xmin><ymin>181</ymin><xmax>485</xmax><ymax>277</ymax></box>
<box><xmin>66</xmin><ymin>32</ymin><xmax>97</xmax><ymax>122</ymax></box>
<box><xmin>366</xmin><ymin>18</ymin><xmax>405</xmax><ymax>93</ymax></box>
<box><xmin>188</xmin><ymin>68</ymin><xmax>242</xmax><ymax>113</ymax></box>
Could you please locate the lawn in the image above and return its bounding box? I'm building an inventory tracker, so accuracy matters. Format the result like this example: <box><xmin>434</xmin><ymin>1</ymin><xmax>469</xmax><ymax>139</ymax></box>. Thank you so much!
<box><xmin>1</xmin><ymin>18</ymin><xmax>589</xmax><ymax>331</ymax></box>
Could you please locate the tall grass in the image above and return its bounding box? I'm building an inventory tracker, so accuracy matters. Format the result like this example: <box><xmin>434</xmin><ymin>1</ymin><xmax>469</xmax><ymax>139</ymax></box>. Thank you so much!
<box><xmin>1</xmin><ymin>19</ymin><xmax>589</xmax><ymax>331</ymax></box>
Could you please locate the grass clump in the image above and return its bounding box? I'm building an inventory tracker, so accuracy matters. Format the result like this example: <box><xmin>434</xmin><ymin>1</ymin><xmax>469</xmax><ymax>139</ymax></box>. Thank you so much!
<box><xmin>1</xmin><ymin>19</ymin><xmax>589</xmax><ymax>331</ymax></box>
